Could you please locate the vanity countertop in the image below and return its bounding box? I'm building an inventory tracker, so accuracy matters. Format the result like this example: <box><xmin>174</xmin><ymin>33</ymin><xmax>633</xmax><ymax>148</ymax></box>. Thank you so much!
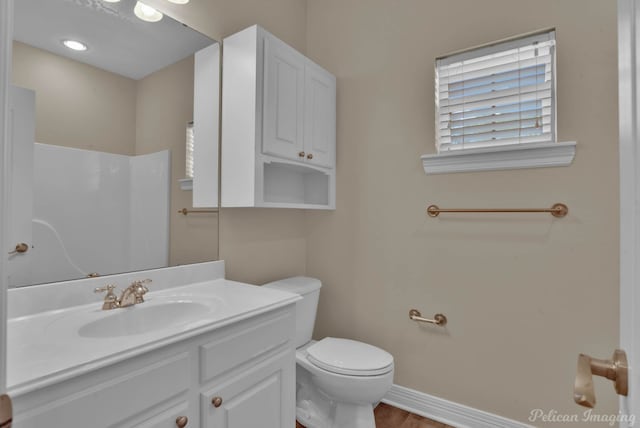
<box><xmin>7</xmin><ymin>278</ymin><xmax>299</xmax><ymax>397</ymax></box>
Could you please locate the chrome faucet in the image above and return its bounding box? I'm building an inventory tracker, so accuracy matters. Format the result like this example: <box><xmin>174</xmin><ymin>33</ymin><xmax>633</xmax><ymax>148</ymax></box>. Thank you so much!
<box><xmin>94</xmin><ymin>279</ymin><xmax>152</xmax><ymax>310</ymax></box>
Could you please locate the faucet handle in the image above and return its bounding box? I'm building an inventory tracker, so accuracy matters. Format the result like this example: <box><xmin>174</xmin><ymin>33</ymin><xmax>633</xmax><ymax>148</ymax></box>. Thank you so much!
<box><xmin>131</xmin><ymin>279</ymin><xmax>152</xmax><ymax>304</ymax></box>
<box><xmin>94</xmin><ymin>284</ymin><xmax>116</xmax><ymax>294</ymax></box>
<box><xmin>132</xmin><ymin>279</ymin><xmax>152</xmax><ymax>293</ymax></box>
<box><xmin>94</xmin><ymin>284</ymin><xmax>119</xmax><ymax>310</ymax></box>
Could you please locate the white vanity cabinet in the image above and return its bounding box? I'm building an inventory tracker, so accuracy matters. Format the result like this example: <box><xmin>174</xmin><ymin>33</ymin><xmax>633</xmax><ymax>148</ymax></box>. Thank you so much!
<box><xmin>11</xmin><ymin>306</ymin><xmax>296</xmax><ymax>428</ymax></box>
<box><xmin>201</xmin><ymin>351</ymin><xmax>291</xmax><ymax>427</ymax></box>
<box><xmin>221</xmin><ymin>25</ymin><xmax>336</xmax><ymax>209</ymax></box>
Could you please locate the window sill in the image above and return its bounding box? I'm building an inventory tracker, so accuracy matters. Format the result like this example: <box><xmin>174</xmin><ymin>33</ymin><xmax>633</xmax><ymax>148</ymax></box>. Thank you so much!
<box><xmin>178</xmin><ymin>178</ymin><xmax>193</xmax><ymax>190</ymax></box>
<box><xmin>421</xmin><ymin>141</ymin><xmax>576</xmax><ymax>175</ymax></box>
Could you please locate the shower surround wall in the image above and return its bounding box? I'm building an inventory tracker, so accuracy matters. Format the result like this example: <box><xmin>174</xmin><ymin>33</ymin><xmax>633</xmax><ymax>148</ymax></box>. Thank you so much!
<box><xmin>10</xmin><ymin>144</ymin><xmax>170</xmax><ymax>287</ymax></box>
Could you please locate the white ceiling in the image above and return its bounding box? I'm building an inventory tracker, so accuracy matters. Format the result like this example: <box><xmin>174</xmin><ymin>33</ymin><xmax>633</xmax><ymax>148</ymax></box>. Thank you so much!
<box><xmin>14</xmin><ymin>0</ymin><xmax>216</xmax><ymax>80</ymax></box>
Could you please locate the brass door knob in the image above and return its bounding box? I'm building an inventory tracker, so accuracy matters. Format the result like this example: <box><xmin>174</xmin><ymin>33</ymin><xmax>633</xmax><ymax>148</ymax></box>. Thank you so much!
<box><xmin>307</xmin><ymin>153</ymin><xmax>314</xmax><ymax>160</ymax></box>
<box><xmin>175</xmin><ymin>416</ymin><xmax>188</xmax><ymax>427</ymax></box>
<box><xmin>298</xmin><ymin>151</ymin><xmax>305</xmax><ymax>157</ymax></box>
<box><xmin>8</xmin><ymin>243</ymin><xmax>28</xmax><ymax>255</ymax></box>
<box><xmin>211</xmin><ymin>396</ymin><xmax>223</xmax><ymax>408</ymax></box>
<box><xmin>574</xmin><ymin>349</ymin><xmax>628</xmax><ymax>408</ymax></box>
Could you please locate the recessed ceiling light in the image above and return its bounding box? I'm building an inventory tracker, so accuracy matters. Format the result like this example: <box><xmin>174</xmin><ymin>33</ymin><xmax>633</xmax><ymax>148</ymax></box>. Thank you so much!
<box><xmin>134</xmin><ymin>1</ymin><xmax>163</xmax><ymax>22</ymax></box>
<box><xmin>167</xmin><ymin>0</ymin><xmax>190</xmax><ymax>4</ymax></box>
<box><xmin>102</xmin><ymin>0</ymin><xmax>121</xmax><ymax>3</ymax></box>
<box><xmin>62</xmin><ymin>40</ymin><xmax>88</xmax><ymax>51</ymax></box>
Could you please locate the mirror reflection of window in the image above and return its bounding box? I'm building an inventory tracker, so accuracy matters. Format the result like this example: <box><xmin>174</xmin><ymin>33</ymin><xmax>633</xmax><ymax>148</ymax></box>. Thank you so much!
<box><xmin>186</xmin><ymin>121</ymin><xmax>194</xmax><ymax>179</ymax></box>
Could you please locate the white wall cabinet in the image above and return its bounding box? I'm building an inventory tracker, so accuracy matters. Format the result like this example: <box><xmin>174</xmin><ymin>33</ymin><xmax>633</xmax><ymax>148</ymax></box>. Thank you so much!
<box><xmin>262</xmin><ymin>36</ymin><xmax>306</xmax><ymax>162</ymax></box>
<box><xmin>222</xmin><ymin>25</ymin><xmax>336</xmax><ymax>209</ymax></box>
<box><xmin>12</xmin><ymin>307</ymin><xmax>296</xmax><ymax>428</ymax></box>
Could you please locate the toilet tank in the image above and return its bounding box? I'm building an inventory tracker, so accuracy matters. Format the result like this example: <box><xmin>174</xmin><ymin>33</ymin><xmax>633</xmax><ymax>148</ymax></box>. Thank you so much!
<box><xmin>263</xmin><ymin>277</ymin><xmax>321</xmax><ymax>348</ymax></box>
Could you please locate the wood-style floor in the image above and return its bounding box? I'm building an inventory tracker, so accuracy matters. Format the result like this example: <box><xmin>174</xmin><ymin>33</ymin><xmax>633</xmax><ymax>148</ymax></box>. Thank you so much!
<box><xmin>296</xmin><ymin>402</ymin><xmax>455</xmax><ymax>428</ymax></box>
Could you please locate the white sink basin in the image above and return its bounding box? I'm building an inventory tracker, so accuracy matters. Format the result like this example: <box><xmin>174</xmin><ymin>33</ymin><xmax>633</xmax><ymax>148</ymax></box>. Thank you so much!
<box><xmin>78</xmin><ymin>301</ymin><xmax>212</xmax><ymax>338</ymax></box>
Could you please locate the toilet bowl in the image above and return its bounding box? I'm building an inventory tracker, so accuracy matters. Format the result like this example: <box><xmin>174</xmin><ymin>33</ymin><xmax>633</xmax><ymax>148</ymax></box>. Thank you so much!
<box><xmin>263</xmin><ymin>277</ymin><xmax>394</xmax><ymax>428</ymax></box>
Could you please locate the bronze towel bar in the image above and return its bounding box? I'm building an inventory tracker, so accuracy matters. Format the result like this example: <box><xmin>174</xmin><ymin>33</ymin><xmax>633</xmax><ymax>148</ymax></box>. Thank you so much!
<box><xmin>178</xmin><ymin>208</ymin><xmax>219</xmax><ymax>216</ymax></box>
<box><xmin>426</xmin><ymin>203</ymin><xmax>568</xmax><ymax>218</ymax></box>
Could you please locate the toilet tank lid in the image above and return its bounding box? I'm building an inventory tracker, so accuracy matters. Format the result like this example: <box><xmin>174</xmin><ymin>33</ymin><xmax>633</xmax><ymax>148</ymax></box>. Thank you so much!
<box><xmin>262</xmin><ymin>276</ymin><xmax>321</xmax><ymax>295</ymax></box>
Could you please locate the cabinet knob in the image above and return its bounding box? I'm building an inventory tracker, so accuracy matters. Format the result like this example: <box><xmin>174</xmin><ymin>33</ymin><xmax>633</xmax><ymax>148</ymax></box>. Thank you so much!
<box><xmin>298</xmin><ymin>151</ymin><xmax>305</xmax><ymax>158</ymax></box>
<box><xmin>306</xmin><ymin>153</ymin><xmax>314</xmax><ymax>160</ymax></box>
<box><xmin>211</xmin><ymin>396</ymin><xmax>223</xmax><ymax>408</ymax></box>
<box><xmin>175</xmin><ymin>416</ymin><xmax>188</xmax><ymax>427</ymax></box>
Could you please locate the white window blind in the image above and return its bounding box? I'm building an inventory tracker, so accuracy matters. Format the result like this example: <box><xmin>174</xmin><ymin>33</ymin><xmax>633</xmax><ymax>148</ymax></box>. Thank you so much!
<box><xmin>435</xmin><ymin>30</ymin><xmax>556</xmax><ymax>152</ymax></box>
<box><xmin>186</xmin><ymin>121</ymin><xmax>194</xmax><ymax>178</ymax></box>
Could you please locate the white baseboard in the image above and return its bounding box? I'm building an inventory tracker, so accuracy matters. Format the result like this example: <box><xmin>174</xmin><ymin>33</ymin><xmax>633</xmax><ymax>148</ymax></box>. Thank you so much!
<box><xmin>383</xmin><ymin>384</ymin><xmax>533</xmax><ymax>428</ymax></box>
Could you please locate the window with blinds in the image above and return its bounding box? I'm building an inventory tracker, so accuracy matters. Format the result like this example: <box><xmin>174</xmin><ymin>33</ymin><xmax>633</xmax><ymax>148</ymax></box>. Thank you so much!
<box><xmin>435</xmin><ymin>30</ymin><xmax>556</xmax><ymax>153</ymax></box>
<box><xmin>186</xmin><ymin>121</ymin><xmax>194</xmax><ymax>178</ymax></box>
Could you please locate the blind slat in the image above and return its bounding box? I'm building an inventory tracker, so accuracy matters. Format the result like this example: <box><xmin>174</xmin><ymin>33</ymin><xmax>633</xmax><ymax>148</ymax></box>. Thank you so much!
<box><xmin>439</xmin><ymin>90</ymin><xmax>552</xmax><ymax>115</ymax></box>
<box><xmin>438</xmin><ymin>42</ymin><xmax>554</xmax><ymax>75</ymax></box>
<box><xmin>440</xmin><ymin>125</ymin><xmax>552</xmax><ymax>144</ymax></box>
<box><xmin>440</xmin><ymin>81</ymin><xmax>552</xmax><ymax>108</ymax></box>
<box><xmin>437</xmin><ymin>55</ymin><xmax>552</xmax><ymax>86</ymax></box>
<box><xmin>442</xmin><ymin>117</ymin><xmax>552</xmax><ymax>138</ymax></box>
<box><xmin>447</xmin><ymin>64</ymin><xmax>547</xmax><ymax>92</ymax></box>
<box><xmin>440</xmin><ymin>107</ymin><xmax>552</xmax><ymax>130</ymax></box>
<box><xmin>438</xmin><ymin>134</ymin><xmax>553</xmax><ymax>151</ymax></box>
<box><xmin>442</xmin><ymin>101</ymin><xmax>551</xmax><ymax>123</ymax></box>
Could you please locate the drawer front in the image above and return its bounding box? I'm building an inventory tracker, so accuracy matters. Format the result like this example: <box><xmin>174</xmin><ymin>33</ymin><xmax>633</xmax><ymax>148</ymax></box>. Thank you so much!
<box><xmin>134</xmin><ymin>402</ymin><xmax>191</xmax><ymax>428</ymax></box>
<box><xmin>15</xmin><ymin>352</ymin><xmax>190</xmax><ymax>428</ymax></box>
<box><xmin>199</xmin><ymin>310</ymin><xmax>293</xmax><ymax>384</ymax></box>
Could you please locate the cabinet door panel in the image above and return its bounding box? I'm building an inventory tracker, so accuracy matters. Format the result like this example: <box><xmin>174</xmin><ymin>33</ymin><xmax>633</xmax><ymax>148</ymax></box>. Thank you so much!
<box><xmin>262</xmin><ymin>36</ymin><xmax>305</xmax><ymax>161</ymax></box>
<box><xmin>304</xmin><ymin>63</ymin><xmax>336</xmax><ymax>168</ymax></box>
<box><xmin>201</xmin><ymin>351</ymin><xmax>294</xmax><ymax>428</ymax></box>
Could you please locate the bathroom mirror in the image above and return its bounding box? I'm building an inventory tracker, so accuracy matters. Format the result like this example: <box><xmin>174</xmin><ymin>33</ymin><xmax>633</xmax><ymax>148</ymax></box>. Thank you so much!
<box><xmin>8</xmin><ymin>0</ymin><xmax>220</xmax><ymax>287</ymax></box>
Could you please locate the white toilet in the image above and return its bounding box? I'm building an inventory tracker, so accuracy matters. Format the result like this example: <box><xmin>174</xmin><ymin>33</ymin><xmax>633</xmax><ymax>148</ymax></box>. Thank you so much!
<box><xmin>264</xmin><ymin>277</ymin><xmax>394</xmax><ymax>428</ymax></box>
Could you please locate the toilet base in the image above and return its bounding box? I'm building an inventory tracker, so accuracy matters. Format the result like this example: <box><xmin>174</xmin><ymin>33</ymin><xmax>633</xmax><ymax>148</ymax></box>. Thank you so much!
<box><xmin>333</xmin><ymin>402</ymin><xmax>376</xmax><ymax>428</ymax></box>
<box><xmin>295</xmin><ymin>358</ymin><xmax>382</xmax><ymax>428</ymax></box>
<box><xmin>296</xmin><ymin>398</ymin><xmax>376</xmax><ymax>428</ymax></box>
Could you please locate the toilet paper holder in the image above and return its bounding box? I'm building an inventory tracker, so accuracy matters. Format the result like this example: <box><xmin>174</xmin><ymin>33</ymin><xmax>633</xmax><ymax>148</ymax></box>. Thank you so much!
<box><xmin>409</xmin><ymin>309</ymin><xmax>447</xmax><ymax>326</ymax></box>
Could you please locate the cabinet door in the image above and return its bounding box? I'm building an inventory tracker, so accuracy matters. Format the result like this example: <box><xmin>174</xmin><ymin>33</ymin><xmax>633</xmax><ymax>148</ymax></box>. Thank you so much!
<box><xmin>201</xmin><ymin>351</ymin><xmax>295</xmax><ymax>428</ymax></box>
<box><xmin>304</xmin><ymin>63</ymin><xmax>336</xmax><ymax>169</ymax></box>
<box><xmin>262</xmin><ymin>36</ymin><xmax>306</xmax><ymax>161</ymax></box>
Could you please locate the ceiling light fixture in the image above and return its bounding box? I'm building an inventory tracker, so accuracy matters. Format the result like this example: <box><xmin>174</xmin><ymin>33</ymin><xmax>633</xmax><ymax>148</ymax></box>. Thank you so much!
<box><xmin>167</xmin><ymin>0</ymin><xmax>190</xmax><ymax>4</ymax></box>
<box><xmin>134</xmin><ymin>1</ymin><xmax>163</xmax><ymax>22</ymax></box>
<box><xmin>62</xmin><ymin>40</ymin><xmax>88</xmax><ymax>51</ymax></box>
<box><xmin>102</xmin><ymin>0</ymin><xmax>121</xmax><ymax>3</ymax></box>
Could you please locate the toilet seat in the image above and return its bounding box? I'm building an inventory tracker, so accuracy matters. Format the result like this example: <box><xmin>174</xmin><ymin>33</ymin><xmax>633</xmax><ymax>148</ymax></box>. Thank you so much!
<box><xmin>306</xmin><ymin>337</ymin><xmax>394</xmax><ymax>376</ymax></box>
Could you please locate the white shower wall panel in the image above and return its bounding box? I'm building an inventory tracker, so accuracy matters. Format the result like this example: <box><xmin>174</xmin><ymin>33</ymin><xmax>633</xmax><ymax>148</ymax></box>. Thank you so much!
<box><xmin>129</xmin><ymin>150</ymin><xmax>170</xmax><ymax>272</ymax></box>
<box><xmin>25</xmin><ymin>144</ymin><xmax>170</xmax><ymax>286</ymax></box>
<box><xmin>33</xmin><ymin>144</ymin><xmax>130</xmax><ymax>283</ymax></box>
